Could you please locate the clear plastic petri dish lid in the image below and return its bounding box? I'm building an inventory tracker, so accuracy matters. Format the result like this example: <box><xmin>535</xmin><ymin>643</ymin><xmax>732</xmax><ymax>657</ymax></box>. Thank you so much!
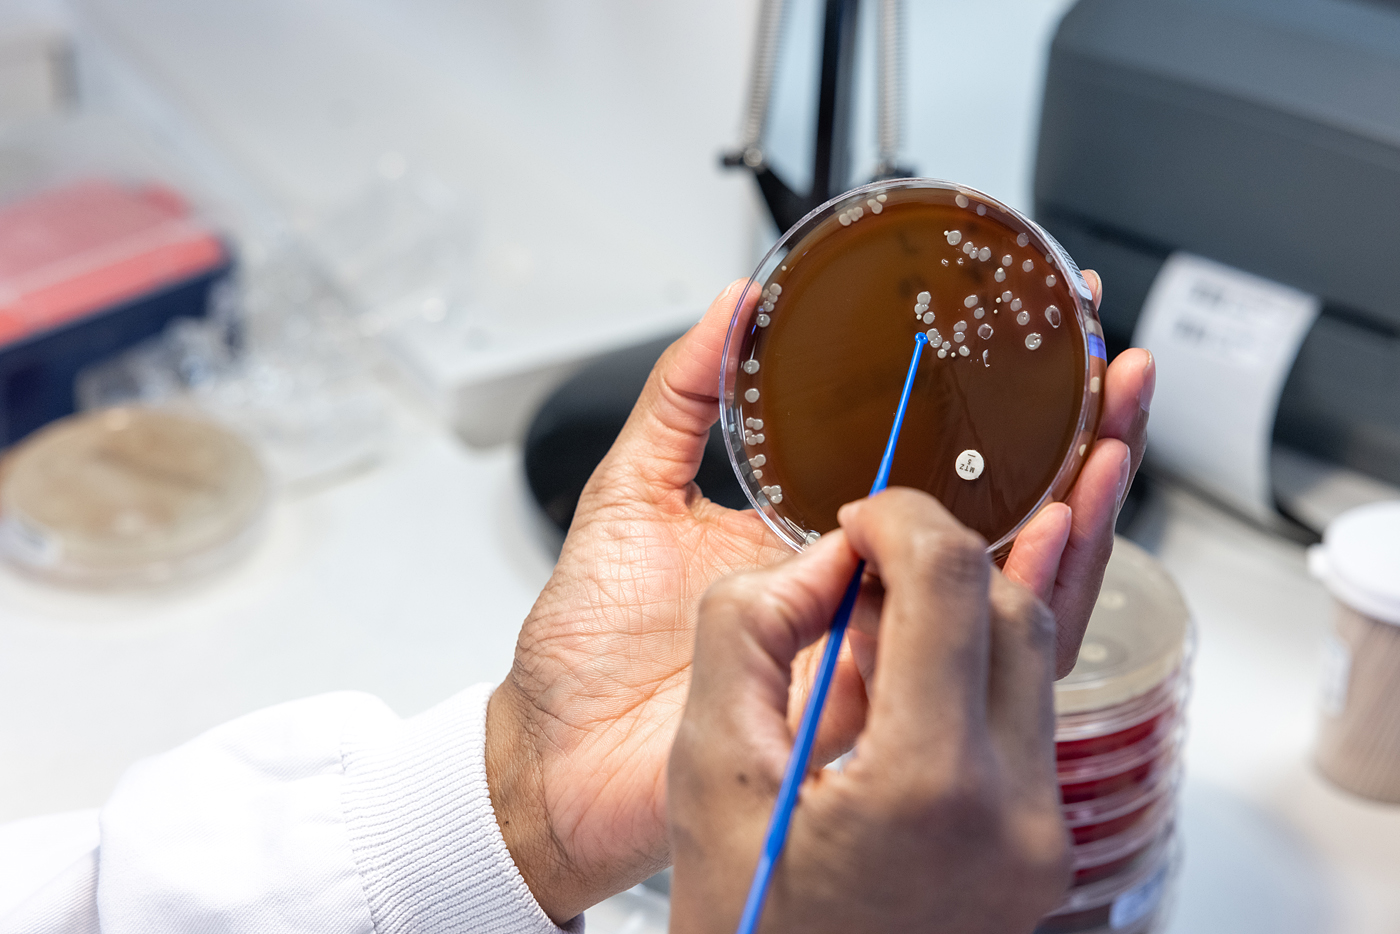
<box><xmin>1055</xmin><ymin>536</ymin><xmax>1193</xmax><ymax>716</ymax></box>
<box><xmin>1057</xmin><ymin>716</ymin><xmax>1182</xmax><ymax>787</ymax></box>
<box><xmin>1056</xmin><ymin>670</ymin><xmax>1188</xmax><ymax>751</ymax></box>
<box><xmin>1063</xmin><ymin>762</ymin><xmax>1180</xmax><ymax>831</ymax></box>
<box><xmin>720</xmin><ymin>179</ymin><xmax>1106</xmax><ymax>558</ymax></box>
<box><xmin>1071</xmin><ymin>801</ymin><xmax>1174</xmax><ymax>877</ymax></box>
<box><xmin>0</xmin><ymin>406</ymin><xmax>270</xmax><ymax>587</ymax></box>
<box><xmin>1058</xmin><ymin>728</ymin><xmax>1182</xmax><ymax>806</ymax></box>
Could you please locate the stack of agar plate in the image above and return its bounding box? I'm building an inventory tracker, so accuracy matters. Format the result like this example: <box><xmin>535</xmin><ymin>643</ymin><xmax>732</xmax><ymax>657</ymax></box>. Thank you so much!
<box><xmin>1036</xmin><ymin>537</ymin><xmax>1193</xmax><ymax>934</ymax></box>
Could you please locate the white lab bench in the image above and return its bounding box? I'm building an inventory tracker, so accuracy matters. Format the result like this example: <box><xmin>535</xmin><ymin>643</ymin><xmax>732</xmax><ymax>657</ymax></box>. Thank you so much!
<box><xmin>2</xmin><ymin>401</ymin><xmax>1398</xmax><ymax>933</ymax></box>
<box><xmin>1</xmin><ymin>0</ymin><xmax>1397</xmax><ymax>930</ymax></box>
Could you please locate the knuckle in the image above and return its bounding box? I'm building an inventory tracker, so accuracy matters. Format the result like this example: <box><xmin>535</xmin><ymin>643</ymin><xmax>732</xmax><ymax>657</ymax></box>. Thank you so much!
<box><xmin>1004</xmin><ymin>586</ymin><xmax>1056</xmax><ymax>648</ymax></box>
<box><xmin>700</xmin><ymin>567</ymin><xmax>812</xmax><ymax>658</ymax></box>
<box><xmin>698</xmin><ymin>573</ymin><xmax>764</xmax><ymax>625</ymax></box>
<box><xmin>906</xmin><ymin>526</ymin><xmax>989</xmax><ymax>584</ymax></box>
<box><xmin>991</xmin><ymin>576</ymin><xmax>1052</xmax><ymax>649</ymax></box>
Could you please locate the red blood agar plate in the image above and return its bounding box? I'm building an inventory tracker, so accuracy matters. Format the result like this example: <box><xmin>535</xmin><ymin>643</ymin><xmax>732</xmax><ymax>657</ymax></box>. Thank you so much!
<box><xmin>1041</xmin><ymin>538</ymin><xmax>1193</xmax><ymax>929</ymax></box>
<box><xmin>721</xmin><ymin>179</ymin><xmax>1107</xmax><ymax>557</ymax></box>
<box><xmin>1063</xmin><ymin>765</ymin><xmax>1179</xmax><ymax>846</ymax></box>
<box><xmin>1056</xmin><ymin>722</ymin><xmax>1182</xmax><ymax>804</ymax></box>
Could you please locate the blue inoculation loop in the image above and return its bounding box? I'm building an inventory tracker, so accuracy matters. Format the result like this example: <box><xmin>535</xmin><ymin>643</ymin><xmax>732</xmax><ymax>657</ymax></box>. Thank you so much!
<box><xmin>734</xmin><ymin>332</ymin><xmax>928</xmax><ymax>934</ymax></box>
<box><xmin>1088</xmin><ymin>333</ymin><xmax>1107</xmax><ymax>362</ymax></box>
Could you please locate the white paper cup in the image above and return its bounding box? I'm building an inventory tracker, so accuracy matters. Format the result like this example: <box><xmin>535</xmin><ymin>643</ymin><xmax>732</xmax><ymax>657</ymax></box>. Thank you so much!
<box><xmin>1308</xmin><ymin>501</ymin><xmax>1400</xmax><ymax>803</ymax></box>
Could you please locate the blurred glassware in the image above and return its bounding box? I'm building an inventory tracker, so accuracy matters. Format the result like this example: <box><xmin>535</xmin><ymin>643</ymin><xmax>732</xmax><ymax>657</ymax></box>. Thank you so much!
<box><xmin>297</xmin><ymin>154</ymin><xmax>480</xmax><ymax>338</ymax></box>
<box><xmin>78</xmin><ymin>245</ymin><xmax>394</xmax><ymax>491</ymax></box>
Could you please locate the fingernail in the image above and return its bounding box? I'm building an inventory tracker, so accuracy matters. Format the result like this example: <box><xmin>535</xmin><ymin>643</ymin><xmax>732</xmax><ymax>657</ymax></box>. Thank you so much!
<box><xmin>837</xmin><ymin>501</ymin><xmax>862</xmax><ymax>526</ymax></box>
<box><xmin>1139</xmin><ymin>351</ymin><xmax>1156</xmax><ymax>414</ymax></box>
<box><xmin>1116</xmin><ymin>448</ymin><xmax>1132</xmax><ymax>511</ymax></box>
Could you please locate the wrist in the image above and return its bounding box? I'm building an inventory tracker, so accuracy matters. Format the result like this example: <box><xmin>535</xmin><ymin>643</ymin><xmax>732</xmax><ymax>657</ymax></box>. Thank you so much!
<box><xmin>485</xmin><ymin>682</ymin><xmax>579</xmax><ymax>924</ymax></box>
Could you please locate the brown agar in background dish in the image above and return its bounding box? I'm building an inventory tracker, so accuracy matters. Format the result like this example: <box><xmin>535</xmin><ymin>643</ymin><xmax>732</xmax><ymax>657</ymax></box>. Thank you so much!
<box><xmin>0</xmin><ymin>407</ymin><xmax>268</xmax><ymax>586</ymax></box>
<box><xmin>722</xmin><ymin>180</ymin><xmax>1108</xmax><ymax>556</ymax></box>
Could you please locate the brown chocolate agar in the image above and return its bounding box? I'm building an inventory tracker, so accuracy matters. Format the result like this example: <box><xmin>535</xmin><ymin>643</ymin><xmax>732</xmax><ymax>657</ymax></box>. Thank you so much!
<box><xmin>733</xmin><ymin>186</ymin><xmax>1102</xmax><ymax>550</ymax></box>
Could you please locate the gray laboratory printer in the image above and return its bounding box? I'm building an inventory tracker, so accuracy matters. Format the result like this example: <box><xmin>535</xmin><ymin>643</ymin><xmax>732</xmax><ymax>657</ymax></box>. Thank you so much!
<box><xmin>1034</xmin><ymin>0</ymin><xmax>1400</xmax><ymax>489</ymax></box>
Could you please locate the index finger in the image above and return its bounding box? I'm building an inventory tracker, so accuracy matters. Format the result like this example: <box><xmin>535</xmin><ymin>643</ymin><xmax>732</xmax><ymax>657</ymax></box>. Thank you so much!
<box><xmin>836</xmin><ymin>488</ymin><xmax>992</xmax><ymax>748</ymax></box>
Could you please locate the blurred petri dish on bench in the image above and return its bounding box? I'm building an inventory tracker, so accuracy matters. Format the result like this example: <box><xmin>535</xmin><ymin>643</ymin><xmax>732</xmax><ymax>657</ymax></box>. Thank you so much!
<box><xmin>0</xmin><ymin>406</ymin><xmax>269</xmax><ymax>587</ymax></box>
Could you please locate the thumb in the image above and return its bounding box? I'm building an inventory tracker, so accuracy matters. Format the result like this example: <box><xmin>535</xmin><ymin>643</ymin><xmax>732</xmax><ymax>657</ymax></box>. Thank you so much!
<box><xmin>592</xmin><ymin>279</ymin><xmax>754</xmax><ymax>502</ymax></box>
<box><xmin>689</xmin><ymin>531</ymin><xmax>862</xmax><ymax>745</ymax></box>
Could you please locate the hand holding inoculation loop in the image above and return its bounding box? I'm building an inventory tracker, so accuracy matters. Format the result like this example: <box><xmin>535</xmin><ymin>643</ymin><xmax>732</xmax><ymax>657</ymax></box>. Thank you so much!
<box><xmin>485</xmin><ymin>270</ymin><xmax>1151</xmax><ymax>922</ymax></box>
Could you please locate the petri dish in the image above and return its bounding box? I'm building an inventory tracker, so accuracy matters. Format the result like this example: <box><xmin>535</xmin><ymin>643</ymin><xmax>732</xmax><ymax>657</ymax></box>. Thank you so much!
<box><xmin>1056</xmin><ymin>676</ymin><xmax>1186</xmax><ymax>760</ymax></box>
<box><xmin>1041</xmin><ymin>831</ymin><xmax>1179</xmax><ymax>933</ymax></box>
<box><xmin>1055</xmin><ymin>537</ymin><xmax>1194</xmax><ymax>719</ymax></box>
<box><xmin>1056</xmin><ymin>723</ymin><xmax>1181</xmax><ymax>804</ymax></box>
<box><xmin>721</xmin><ymin>179</ymin><xmax>1107</xmax><ymax>557</ymax></box>
<box><xmin>1069</xmin><ymin>799</ymin><xmax>1173</xmax><ymax>886</ymax></box>
<box><xmin>0</xmin><ymin>407</ymin><xmax>269</xmax><ymax>587</ymax></box>
<box><xmin>1063</xmin><ymin>765</ymin><xmax>1179</xmax><ymax>846</ymax></box>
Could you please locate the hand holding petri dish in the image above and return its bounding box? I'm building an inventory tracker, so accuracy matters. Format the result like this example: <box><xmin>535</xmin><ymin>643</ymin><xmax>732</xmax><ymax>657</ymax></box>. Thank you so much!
<box><xmin>722</xmin><ymin>179</ymin><xmax>1107</xmax><ymax>557</ymax></box>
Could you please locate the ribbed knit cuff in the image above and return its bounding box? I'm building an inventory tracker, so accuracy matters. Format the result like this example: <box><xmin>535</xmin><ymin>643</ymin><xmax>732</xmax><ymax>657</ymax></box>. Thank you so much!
<box><xmin>340</xmin><ymin>684</ymin><xmax>581</xmax><ymax>934</ymax></box>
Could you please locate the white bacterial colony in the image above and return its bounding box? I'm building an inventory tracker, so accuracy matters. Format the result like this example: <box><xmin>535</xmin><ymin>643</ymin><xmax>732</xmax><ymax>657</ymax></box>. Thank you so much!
<box><xmin>918</xmin><ymin>206</ymin><xmax>1067</xmax><ymax>367</ymax></box>
<box><xmin>926</xmin><ymin>203</ymin><xmax>1067</xmax><ymax>363</ymax></box>
<box><xmin>914</xmin><ymin>289</ymin><xmax>934</xmax><ymax>324</ymax></box>
<box><xmin>756</xmin><ymin>280</ymin><xmax>781</xmax><ymax>327</ymax></box>
<box><xmin>841</xmin><ymin>192</ymin><xmax>888</xmax><ymax>226</ymax></box>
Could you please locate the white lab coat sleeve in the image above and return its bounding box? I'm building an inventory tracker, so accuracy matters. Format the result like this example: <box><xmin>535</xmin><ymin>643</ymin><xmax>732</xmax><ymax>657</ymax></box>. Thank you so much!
<box><xmin>0</xmin><ymin>684</ymin><xmax>581</xmax><ymax>934</ymax></box>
